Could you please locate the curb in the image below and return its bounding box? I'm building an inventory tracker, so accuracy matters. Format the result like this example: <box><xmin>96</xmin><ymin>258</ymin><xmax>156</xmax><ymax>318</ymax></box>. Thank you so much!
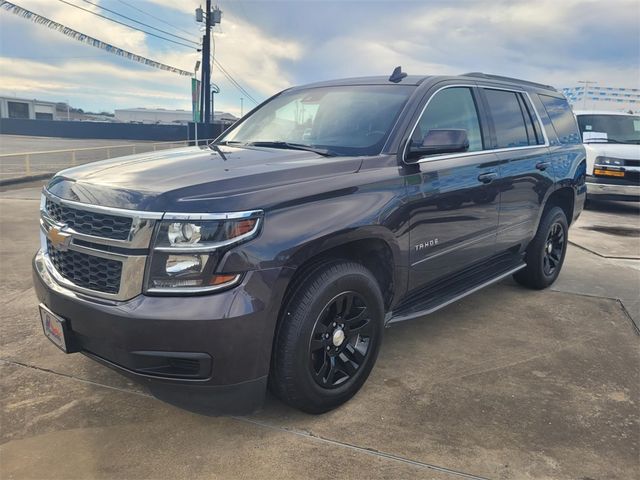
<box><xmin>0</xmin><ymin>173</ymin><xmax>53</xmax><ymax>187</ymax></box>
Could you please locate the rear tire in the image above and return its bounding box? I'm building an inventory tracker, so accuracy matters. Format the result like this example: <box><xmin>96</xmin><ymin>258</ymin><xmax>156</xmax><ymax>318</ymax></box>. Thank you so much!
<box><xmin>270</xmin><ymin>261</ymin><xmax>384</xmax><ymax>414</ymax></box>
<box><xmin>514</xmin><ymin>206</ymin><xmax>568</xmax><ymax>290</ymax></box>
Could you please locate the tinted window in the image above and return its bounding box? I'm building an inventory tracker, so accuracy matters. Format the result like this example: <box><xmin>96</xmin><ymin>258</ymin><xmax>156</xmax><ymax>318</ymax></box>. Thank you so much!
<box><xmin>483</xmin><ymin>89</ymin><xmax>530</xmax><ymax>148</ymax></box>
<box><xmin>517</xmin><ymin>94</ymin><xmax>545</xmax><ymax>145</ymax></box>
<box><xmin>221</xmin><ymin>85</ymin><xmax>414</xmax><ymax>156</ymax></box>
<box><xmin>539</xmin><ymin>95</ymin><xmax>581</xmax><ymax>145</ymax></box>
<box><xmin>413</xmin><ymin>87</ymin><xmax>483</xmax><ymax>153</ymax></box>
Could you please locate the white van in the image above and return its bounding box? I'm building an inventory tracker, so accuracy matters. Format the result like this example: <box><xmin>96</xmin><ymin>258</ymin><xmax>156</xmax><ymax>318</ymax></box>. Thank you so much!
<box><xmin>574</xmin><ymin>110</ymin><xmax>640</xmax><ymax>203</ymax></box>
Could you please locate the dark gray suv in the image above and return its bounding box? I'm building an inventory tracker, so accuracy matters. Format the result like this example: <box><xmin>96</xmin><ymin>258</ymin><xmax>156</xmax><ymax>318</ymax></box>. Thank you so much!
<box><xmin>34</xmin><ymin>70</ymin><xmax>586</xmax><ymax>414</ymax></box>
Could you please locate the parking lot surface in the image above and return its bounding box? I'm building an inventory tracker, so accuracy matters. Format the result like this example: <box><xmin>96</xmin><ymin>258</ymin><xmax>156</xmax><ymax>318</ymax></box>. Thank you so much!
<box><xmin>0</xmin><ymin>135</ymin><xmax>189</xmax><ymax>182</ymax></box>
<box><xmin>1</xmin><ymin>183</ymin><xmax>638</xmax><ymax>480</ymax></box>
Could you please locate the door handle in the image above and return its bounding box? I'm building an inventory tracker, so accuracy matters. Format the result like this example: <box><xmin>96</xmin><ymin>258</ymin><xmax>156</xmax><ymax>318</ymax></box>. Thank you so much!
<box><xmin>536</xmin><ymin>161</ymin><xmax>551</xmax><ymax>171</ymax></box>
<box><xmin>477</xmin><ymin>172</ymin><xmax>498</xmax><ymax>184</ymax></box>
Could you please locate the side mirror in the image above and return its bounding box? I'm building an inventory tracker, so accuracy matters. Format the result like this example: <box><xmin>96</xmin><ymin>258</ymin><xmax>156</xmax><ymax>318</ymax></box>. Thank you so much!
<box><xmin>406</xmin><ymin>129</ymin><xmax>469</xmax><ymax>162</ymax></box>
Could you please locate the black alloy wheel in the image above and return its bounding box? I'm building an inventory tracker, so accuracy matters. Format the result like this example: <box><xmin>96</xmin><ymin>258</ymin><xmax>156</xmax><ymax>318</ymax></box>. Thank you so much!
<box><xmin>542</xmin><ymin>221</ymin><xmax>565</xmax><ymax>276</ymax></box>
<box><xmin>309</xmin><ymin>291</ymin><xmax>373</xmax><ymax>388</ymax></box>
<box><xmin>514</xmin><ymin>206</ymin><xmax>569</xmax><ymax>290</ymax></box>
<box><xmin>270</xmin><ymin>261</ymin><xmax>384</xmax><ymax>414</ymax></box>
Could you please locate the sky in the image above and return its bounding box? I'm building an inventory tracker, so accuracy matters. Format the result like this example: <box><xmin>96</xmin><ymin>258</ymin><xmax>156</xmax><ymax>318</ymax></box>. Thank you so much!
<box><xmin>0</xmin><ymin>0</ymin><xmax>638</xmax><ymax>116</ymax></box>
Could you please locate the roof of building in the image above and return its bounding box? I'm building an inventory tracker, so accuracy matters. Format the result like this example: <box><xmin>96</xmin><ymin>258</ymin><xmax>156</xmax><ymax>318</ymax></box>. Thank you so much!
<box><xmin>0</xmin><ymin>95</ymin><xmax>58</xmax><ymax>105</ymax></box>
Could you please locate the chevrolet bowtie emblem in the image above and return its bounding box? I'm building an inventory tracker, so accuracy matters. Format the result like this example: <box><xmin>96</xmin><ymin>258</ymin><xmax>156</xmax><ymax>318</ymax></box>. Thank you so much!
<box><xmin>47</xmin><ymin>226</ymin><xmax>72</xmax><ymax>251</ymax></box>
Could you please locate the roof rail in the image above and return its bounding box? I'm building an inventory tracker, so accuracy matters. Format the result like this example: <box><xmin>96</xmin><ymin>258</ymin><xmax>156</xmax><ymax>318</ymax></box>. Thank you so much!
<box><xmin>462</xmin><ymin>72</ymin><xmax>556</xmax><ymax>91</ymax></box>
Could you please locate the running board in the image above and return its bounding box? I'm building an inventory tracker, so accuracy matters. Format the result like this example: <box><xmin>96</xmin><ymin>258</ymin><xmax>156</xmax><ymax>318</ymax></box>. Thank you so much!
<box><xmin>386</xmin><ymin>260</ymin><xmax>526</xmax><ymax>325</ymax></box>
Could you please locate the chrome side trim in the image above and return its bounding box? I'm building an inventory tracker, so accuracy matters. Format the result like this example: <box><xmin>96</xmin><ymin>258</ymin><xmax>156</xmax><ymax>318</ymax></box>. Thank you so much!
<box><xmin>402</xmin><ymin>84</ymin><xmax>550</xmax><ymax>165</ymax></box>
<box><xmin>387</xmin><ymin>263</ymin><xmax>526</xmax><ymax>325</ymax></box>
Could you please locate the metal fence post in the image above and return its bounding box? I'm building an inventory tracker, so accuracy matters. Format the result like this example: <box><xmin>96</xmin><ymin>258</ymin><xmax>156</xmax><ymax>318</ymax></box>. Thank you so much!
<box><xmin>132</xmin><ymin>145</ymin><xmax>136</xmax><ymax>154</ymax></box>
<box><xmin>106</xmin><ymin>148</ymin><xmax>111</xmax><ymax>159</ymax></box>
<box><xmin>71</xmin><ymin>150</ymin><xmax>77</xmax><ymax>166</ymax></box>
<box><xmin>25</xmin><ymin>154</ymin><xmax>31</xmax><ymax>176</ymax></box>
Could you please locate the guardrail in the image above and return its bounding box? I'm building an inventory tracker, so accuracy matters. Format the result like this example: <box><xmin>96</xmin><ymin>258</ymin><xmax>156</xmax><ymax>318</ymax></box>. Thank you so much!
<box><xmin>0</xmin><ymin>138</ymin><xmax>218</xmax><ymax>183</ymax></box>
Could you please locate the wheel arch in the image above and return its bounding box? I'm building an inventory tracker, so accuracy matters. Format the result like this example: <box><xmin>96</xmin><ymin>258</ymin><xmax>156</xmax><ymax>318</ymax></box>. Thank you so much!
<box><xmin>283</xmin><ymin>228</ymin><xmax>405</xmax><ymax>312</ymax></box>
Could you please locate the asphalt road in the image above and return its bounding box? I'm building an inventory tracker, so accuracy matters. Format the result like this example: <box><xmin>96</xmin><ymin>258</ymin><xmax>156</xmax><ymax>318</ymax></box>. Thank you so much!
<box><xmin>0</xmin><ymin>184</ymin><xmax>638</xmax><ymax>480</ymax></box>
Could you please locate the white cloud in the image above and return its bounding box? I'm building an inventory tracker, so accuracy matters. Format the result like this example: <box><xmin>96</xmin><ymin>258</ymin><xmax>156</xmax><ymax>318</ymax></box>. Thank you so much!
<box><xmin>213</xmin><ymin>17</ymin><xmax>303</xmax><ymax>95</ymax></box>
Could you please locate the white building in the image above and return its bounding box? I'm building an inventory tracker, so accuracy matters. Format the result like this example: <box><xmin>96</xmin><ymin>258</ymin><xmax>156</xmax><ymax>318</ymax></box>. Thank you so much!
<box><xmin>0</xmin><ymin>96</ymin><xmax>58</xmax><ymax>120</ymax></box>
<box><xmin>115</xmin><ymin>108</ymin><xmax>238</xmax><ymax>125</ymax></box>
<box><xmin>562</xmin><ymin>86</ymin><xmax>640</xmax><ymax>113</ymax></box>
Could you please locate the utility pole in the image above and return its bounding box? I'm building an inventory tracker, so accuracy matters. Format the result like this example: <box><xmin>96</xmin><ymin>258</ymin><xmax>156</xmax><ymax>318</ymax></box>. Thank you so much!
<box><xmin>577</xmin><ymin>80</ymin><xmax>597</xmax><ymax>109</ymax></box>
<box><xmin>240</xmin><ymin>97</ymin><xmax>244</xmax><ymax>117</ymax></box>
<box><xmin>196</xmin><ymin>2</ymin><xmax>222</xmax><ymax>125</ymax></box>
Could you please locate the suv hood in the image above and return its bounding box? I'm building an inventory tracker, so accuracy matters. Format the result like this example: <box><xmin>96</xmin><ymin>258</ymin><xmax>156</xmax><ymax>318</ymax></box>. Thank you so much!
<box><xmin>47</xmin><ymin>145</ymin><xmax>363</xmax><ymax>212</ymax></box>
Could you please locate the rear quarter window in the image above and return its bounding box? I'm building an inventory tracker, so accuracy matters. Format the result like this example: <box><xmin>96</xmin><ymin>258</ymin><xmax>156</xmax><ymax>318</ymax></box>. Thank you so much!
<box><xmin>539</xmin><ymin>95</ymin><xmax>581</xmax><ymax>145</ymax></box>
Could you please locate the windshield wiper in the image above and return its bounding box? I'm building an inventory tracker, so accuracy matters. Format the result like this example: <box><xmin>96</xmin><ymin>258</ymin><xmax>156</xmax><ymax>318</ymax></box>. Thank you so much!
<box><xmin>208</xmin><ymin>142</ymin><xmax>228</xmax><ymax>161</ymax></box>
<box><xmin>248</xmin><ymin>141</ymin><xmax>337</xmax><ymax>157</ymax></box>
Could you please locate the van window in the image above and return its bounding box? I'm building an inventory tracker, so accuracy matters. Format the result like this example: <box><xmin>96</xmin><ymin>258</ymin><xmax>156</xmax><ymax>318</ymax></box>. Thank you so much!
<box><xmin>413</xmin><ymin>87</ymin><xmax>483</xmax><ymax>153</ymax></box>
<box><xmin>539</xmin><ymin>95</ymin><xmax>581</xmax><ymax>145</ymax></box>
<box><xmin>483</xmin><ymin>89</ymin><xmax>531</xmax><ymax>148</ymax></box>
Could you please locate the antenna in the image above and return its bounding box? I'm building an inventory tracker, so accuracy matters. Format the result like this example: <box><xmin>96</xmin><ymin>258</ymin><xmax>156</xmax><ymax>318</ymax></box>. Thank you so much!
<box><xmin>389</xmin><ymin>66</ymin><xmax>407</xmax><ymax>83</ymax></box>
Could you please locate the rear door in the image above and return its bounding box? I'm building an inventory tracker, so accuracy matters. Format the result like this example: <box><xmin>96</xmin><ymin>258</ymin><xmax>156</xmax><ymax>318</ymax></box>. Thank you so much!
<box><xmin>478</xmin><ymin>87</ymin><xmax>553</xmax><ymax>252</ymax></box>
<box><xmin>406</xmin><ymin>85</ymin><xmax>501</xmax><ymax>290</ymax></box>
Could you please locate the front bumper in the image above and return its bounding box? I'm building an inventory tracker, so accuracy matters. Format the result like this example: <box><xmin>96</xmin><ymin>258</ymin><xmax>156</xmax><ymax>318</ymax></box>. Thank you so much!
<box><xmin>33</xmin><ymin>250</ymin><xmax>289</xmax><ymax>414</ymax></box>
<box><xmin>586</xmin><ymin>176</ymin><xmax>640</xmax><ymax>202</ymax></box>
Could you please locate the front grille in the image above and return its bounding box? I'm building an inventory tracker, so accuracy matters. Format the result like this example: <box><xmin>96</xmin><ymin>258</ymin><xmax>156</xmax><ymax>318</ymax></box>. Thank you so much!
<box><xmin>46</xmin><ymin>199</ymin><xmax>132</xmax><ymax>240</ymax></box>
<box><xmin>625</xmin><ymin>171</ymin><xmax>640</xmax><ymax>184</ymax></box>
<box><xmin>47</xmin><ymin>240</ymin><xmax>122</xmax><ymax>294</ymax></box>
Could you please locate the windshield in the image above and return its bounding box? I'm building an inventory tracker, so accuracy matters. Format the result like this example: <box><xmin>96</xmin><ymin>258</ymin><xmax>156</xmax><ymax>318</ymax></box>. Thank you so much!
<box><xmin>218</xmin><ymin>85</ymin><xmax>415</xmax><ymax>156</ymax></box>
<box><xmin>576</xmin><ymin>114</ymin><xmax>640</xmax><ymax>144</ymax></box>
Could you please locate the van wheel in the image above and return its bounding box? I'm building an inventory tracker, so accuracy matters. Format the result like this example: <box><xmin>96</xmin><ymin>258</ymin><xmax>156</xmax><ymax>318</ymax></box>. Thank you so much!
<box><xmin>270</xmin><ymin>261</ymin><xmax>384</xmax><ymax>414</ymax></box>
<box><xmin>514</xmin><ymin>206</ymin><xmax>568</xmax><ymax>290</ymax></box>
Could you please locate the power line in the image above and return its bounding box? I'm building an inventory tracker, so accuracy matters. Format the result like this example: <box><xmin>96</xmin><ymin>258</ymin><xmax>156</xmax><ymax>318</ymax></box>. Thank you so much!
<box><xmin>114</xmin><ymin>0</ymin><xmax>196</xmax><ymax>38</ymax></box>
<box><xmin>78</xmin><ymin>0</ymin><xmax>200</xmax><ymax>45</ymax></box>
<box><xmin>0</xmin><ymin>1</ymin><xmax>192</xmax><ymax>76</ymax></box>
<box><xmin>55</xmin><ymin>0</ymin><xmax>197</xmax><ymax>50</ymax></box>
<box><xmin>214</xmin><ymin>59</ymin><xmax>258</xmax><ymax>104</ymax></box>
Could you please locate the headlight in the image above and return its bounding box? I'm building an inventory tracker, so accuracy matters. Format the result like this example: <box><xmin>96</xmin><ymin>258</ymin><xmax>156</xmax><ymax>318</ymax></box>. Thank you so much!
<box><xmin>145</xmin><ymin>212</ymin><xmax>262</xmax><ymax>294</ymax></box>
<box><xmin>595</xmin><ymin>156</ymin><xmax>624</xmax><ymax>167</ymax></box>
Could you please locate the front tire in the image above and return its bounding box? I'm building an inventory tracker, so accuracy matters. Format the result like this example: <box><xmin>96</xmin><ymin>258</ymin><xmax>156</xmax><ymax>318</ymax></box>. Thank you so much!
<box><xmin>270</xmin><ymin>261</ymin><xmax>384</xmax><ymax>414</ymax></box>
<box><xmin>514</xmin><ymin>206</ymin><xmax>568</xmax><ymax>289</ymax></box>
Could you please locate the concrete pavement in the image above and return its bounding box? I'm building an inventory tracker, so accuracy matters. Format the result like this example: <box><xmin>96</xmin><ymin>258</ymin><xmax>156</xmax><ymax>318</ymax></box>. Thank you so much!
<box><xmin>0</xmin><ymin>185</ymin><xmax>638</xmax><ymax>480</ymax></box>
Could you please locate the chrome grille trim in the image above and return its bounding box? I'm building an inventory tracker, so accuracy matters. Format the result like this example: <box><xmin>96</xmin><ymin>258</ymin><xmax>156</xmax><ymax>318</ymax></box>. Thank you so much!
<box><xmin>40</xmin><ymin>188</ymin><xmax>154</xmax><ymax>301</ymax></box>
<box><xmin>42</xmin><ymin>190</ymin><xmax>157</xmax><ymax>249</ymax></box>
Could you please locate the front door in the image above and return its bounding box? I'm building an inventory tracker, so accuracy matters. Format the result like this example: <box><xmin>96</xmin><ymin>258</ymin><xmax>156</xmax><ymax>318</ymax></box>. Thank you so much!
<box><xmin>405</xmin><ymin>86</ymin><xmax>501</xmax><ymax>290</ymax></box>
